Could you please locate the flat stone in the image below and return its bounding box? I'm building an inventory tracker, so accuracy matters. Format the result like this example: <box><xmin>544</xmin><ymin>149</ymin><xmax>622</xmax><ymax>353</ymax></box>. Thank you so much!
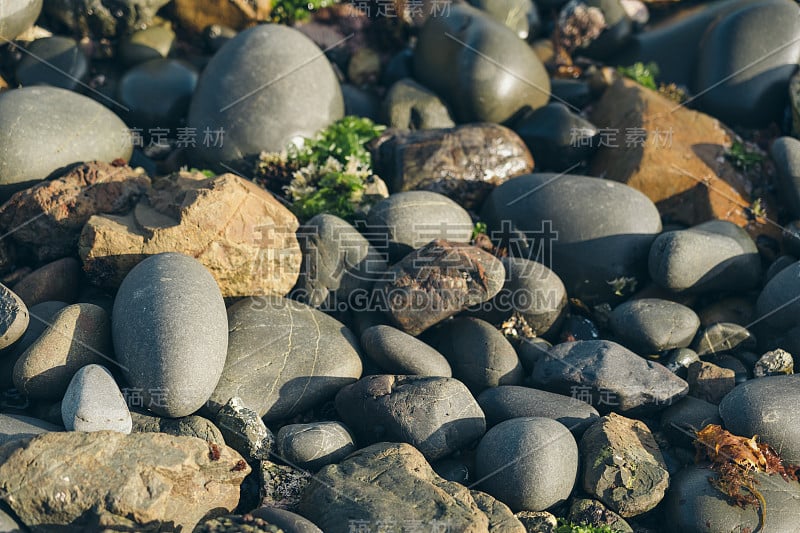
<box><xmin>0</xmin><ymin>161</ymin><xmax>149</xmax><ymax>263</ymax></box>
<box><xmin>276</xmin><ymin>421</ymin><xmax>355</xmax><ymax>472</ymax></box>
<box><xmin>0</xmin><ymin>87</ymin><xmax>132</xmax><ymax>201</ymax></box>
<box><xmin>477</xmin><ymin>417</ymin><xmax>578</xmax><ymax>512</ymax></box>
<box><xmin>0</xmin><ymin>283</ymin><xmax>27</xmax><ymax>350</ymax></box>
<box><xmin>11</xmin><ymin>257</ymin><xmax>81</xmax><ymax>307</ymax></box>
<box><xmin>477</xmin><ymin>385</ymin><xmax>600</xmax><ymax>436</ymax></box>
<box><xmin>529</xmin><ymin>340</ymin><xmax>689</xmax><ymax>415</ymax></box>
<box><xmin>360</xmin><ymin>324</ymin><xmax>452</xmax><ymax>377</ymax></box>
<box><xmin>112</xmin><ymin>253</ymin><xmax>228</xmax><ymax>417</ymax></box>
<box><xmin>61</xmin><ymin>364</ymin><xmax>131</xmax><ymax>433</ymax></box>
<box><xmin>373</xmin><ymin>240</ymin><xmax>505</xmax><ymax>336</ymax></box>
<box><xmin>335</xmin><ymin>375</ymin><xmax>486</xmax><ymax>461</ymax></box>
<box><xmin>580</xmin><ymin>413</ymin><xmax>669</xmax><ymax>517</ymax></box>
<box><xmin>187</xmin><ymin>24</ymin><xmax>343</xmax><ymax>170</ymax></box>
<box><xmin>208</xmin><ymin>296</ymin><xmax>362</xmax><ymax>421</ymax></box>
<box><xmin>80</xmin><ymin>170</ymin><xmax>301</xmax><ymax>297</ymax></box>
<box><xmin>0</xmin><ymin>431</ymin><xmax>249</xmax><ymax>531</ymax></box>
<box><xmin>13</xmin><ymin>303</ymin><xmax>111</xmax><ymax>400</ymax></box>
<box><xmin>481</xmin><ymin>173</ymin><xmax>661</xmax><ymax>304</ymax></box>
<box><xmin>609</xmin><ymin>298</ymin><xmax>700</xmax><ymax>354</ymax></box>
<box><xmin>0</xmin><ymin>413</ymin><xmax>60</xmax><ymax>446</ymax></box>
<box><xmin>298</xmin><ymin>442</ymin><xmax>525</xmax><ymax>533</ymax></box>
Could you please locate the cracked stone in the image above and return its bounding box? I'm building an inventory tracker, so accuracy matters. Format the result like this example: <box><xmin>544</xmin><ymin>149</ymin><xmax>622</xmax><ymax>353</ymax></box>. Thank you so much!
<box><xmin>215</xmin><ymin>396</ymin><xmax>275</xmax><ymax>463</ymax></box>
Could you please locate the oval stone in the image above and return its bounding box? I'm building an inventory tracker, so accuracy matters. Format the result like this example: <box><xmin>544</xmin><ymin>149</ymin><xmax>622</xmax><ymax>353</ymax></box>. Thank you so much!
<box><xmin>61</xmin><ymin>364</ymin><xmax>132</xmax><ymax>433</ymax></box>
<box><xmin>187</xmin><ymin>24</ymin><xmax>343</xmax><ymax>170</ymax></box>
<box><xmin>0</xmin><ymin>87</ymin><xmax>132</xmax><ymax>200</ymax></box>
<box><xmin>15</xmin><ymin>36</ymin><xmax>88</xmax><ymax>90</ymax></box>
<box><xmin>112</xmin><ymin>253</ymin><xmax>228</xmax><ymax>418</ymax></box>
<box><xmin>276</xmin><ymin>421</ymin><xmax>356</xmax><ymax>471</ymax></box>
<box><xmin>208</xmin><ymin>296</ymin><xmax>362</xmax><ymax>421</ymax></box>
<box><xmin>481</xmin><ymin>174</ymin><xmax>662</xmax><ymax>303</ymax></box>
<box><xmin>609</xmin><ymin>298</ymin><xmax>700</xmax><ymax>354</ymax></box>
<box><xmin>361</xmin><ymin>324</ymin><xmax>452</xmax><ymax>377</ymax></box>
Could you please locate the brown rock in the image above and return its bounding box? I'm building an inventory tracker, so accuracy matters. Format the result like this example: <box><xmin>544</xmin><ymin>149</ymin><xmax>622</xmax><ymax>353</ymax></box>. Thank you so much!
<box><xmin>370</xmin><ymin>123</ymin><xmax>534</xmax><ymax>210</ymax></box>
<box><xmin>590</xmin><ymin>75</ymin><xmax>777</xmax><ymax>241</ymax></box>
<box><xmin>172</xmin><ymin>0</ymin><xmax>271</xmax><ymax>34</ymax></box>
<box><xmin>374</xmin><ymin>240</ymin><xmax>505</xmax><ymax>336</ymax></box>
<box><xmin>298</xmin><ymin>442</ymin><xmax>524</xmax><ymax>533</ymax></box>
<box><xmin>0</xmin><ymin>161</ymin><xmax>150</xmax><ymax>262</ymax></box>
<box><xmin>580</xmin><ymin>413</ymin><xmax>669</xmax><ymax>517</ymax></box>
<box><xmin>0</xmin><ymin>431</ymin><xmax>249</xmax><ymax>531</ymax></box>
<box><xmin>11</xmin><ymin>257</ymin><xmax>81</xmax><ymax>307</ymax></box>
<box><xmin>687</xmin><ymin>360</ymin><xmax>736</xmax><ymax>404</ymax></box>
<box><xmin>79</xmin><ymin>170</ymin><xmax>301</xmax><ymax>297</ymax></box>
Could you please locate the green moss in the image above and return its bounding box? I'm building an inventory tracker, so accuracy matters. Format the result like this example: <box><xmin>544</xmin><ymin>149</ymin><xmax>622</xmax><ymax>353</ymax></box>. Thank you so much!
<box><xmin>726</xmin><ymin>140</ymin><xmax>765</xmax><ymax>172</ymax></box>
<box><xmin>270</xmin><ymin>0</ymin><xmax>337</xmax><ymax>25</ymax></box>
<box><xmin>593</xmin><ymin>446</ymin><xmax>615</xmax><ymax>470</ymax></box>
<box><xmin>556</xmin><ymin>518</ymin><xmax>621</xmax><ymax>533</ymax></box>
<box><xmin>188</xmin><ymin>168</ymin><xmax>216</xmax><ymax>178</ymax></box>
<box><xmin>617</xmin><ymin>62</ymin><xmax>659</xmax><ymax>91</ymax></box>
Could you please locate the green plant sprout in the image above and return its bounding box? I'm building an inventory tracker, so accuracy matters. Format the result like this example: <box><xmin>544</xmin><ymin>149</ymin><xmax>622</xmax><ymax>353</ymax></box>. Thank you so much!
<box><xmin>726</xmin><ymin>140</ymin><xmax>765</xmax><ymax>172</ymax></box>
<box><xmin>617</xmin><ymin>62</ymin><xmax>659</xmax><ymax>91</ymax></box>
<box><xmin>270</xmin><ymin>0</ymin><xmax>336</xmax><ymax>25</ymax></box>
<box><xmin>471</xmin><ymin>221</ymin><xmax>488</xmax><ymax>241</ymax></box>
<box><xmin>188</xmin><ymin>168</ymin><xmax>216</xmax><ymax>178</ymax></box>
<box><xmin>556</xmin><ymin>519</ymin><xmax>621</xmax><ymax>533</ymax></box>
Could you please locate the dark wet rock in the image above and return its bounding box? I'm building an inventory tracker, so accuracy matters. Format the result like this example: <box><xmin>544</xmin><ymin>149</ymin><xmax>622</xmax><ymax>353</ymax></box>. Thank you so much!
<box><xmin>770</xmin><ymin>136</ymin><xmax>800</xmax><ymax>219</ymax></box>
<box><xmin>11</xmin><ymin>257</ymin><xmax>81</xmax><ymax>307</ymax></box>
<box><xmin>370</xmin><ymin>125</ymin><xmax>533</xmax><ymax>210</ymax></box>
<box><xmin>469</xmin><ymin>0</ymin><xmax>540</xmax><ymax>39</ymax></box>
<box><xmin>697</xmin><ymin>296</ymin><xmax>755</xmax><ymax>327</ymax></box>
<box><xmin>516</xmin><ymin>337</ymin><xmax>552</xmax><ymax>373</ymax></box>
<box><xmin>648</xmin><ymin>221</ymin><xmax>762</xmax><ymax>293</ymax></box>
<box><xmin>42</xmin><ymin>0</ymin><xmax>171</xmax><ymax>38</ymax></box>
<box><xmin>513</xmin><ymin>103</ymin><xmax>599</xmax><ymax>172</ymax></box>
<box><xmin>13</xmin><ymin>303</ymin><xmax>111</xmax><ymax>400</ymax></box>
<box><xmin>609</xmin><ymin>298</ymin><xmax>700</xmax><ymax>354</ymax></box>
<box><xmin>481</xmin><ymin>173</ymin><xmax>661</xmax><ymax>304</ymax></box>
<box><xmin>360</xmin><ymin>324</ymin><xmax>452</xmax><ymax>377</ymax></box>
<box><xmin>0</xmin><ymin>161</ymin><xmax>149</xmax><ymax>263</ymax></box>
<box><xmin>117</xmin><ymin>58</ymin><xmax>198</xmax><ymax>131</ymax></box>
<box><xmin>0</xmin><ymin>0</ymin><xmax>42</xmax><ymax>40</ymax></box>
<box><xmin>341</xmin><ymin>83</ymin><xmax>381</xmax><ymax>122</ymax></box>
<box><xmin>550</xmin><ymin>78</ymin><xmax>592</xmax><ymax>109</ymax></box>
<box><xmin>765</xmin><ymin>254</ymin><xmax>796</xmax><ymax>282</ymax></box>
<box><xmin>365</xmin><ymin>191</ymin><xmax>473</xmax><ymax>261</ymax></box>
<box><xmin>15</xmin><ymin>36</ymin><xmax>88</xmax><ymax>90</ymax></box>
<box><xmin>335</xmin><ymin>375</ymin><xmax>486</xmax><ymax>460</ymax></box>
<box><xmin>529</xmin><ymin>340</ymin><xmax>689</xmax><ymax>415</ymax></box>
<box><xmin>754</xmin><ymin>348</ymin><xmax>794</xmax><ymax>377</ymax></box>
<box><xmin>0</xmin><ymin>87</ymin><xmax>132</xmax><ymax>200</ymax></box>
<box><xmin>113</xmin><ymin>253</ymin><xmax>228</xmax><ymax>417</ymax></box>
<box><xmin>714</xmin><ymin>354</ymin><xmax>750</xmax><ymax>385</ymax></box>
<box><xmin>660</xmin><ymin>396</ymin><xmax>722</xmax><ymax>449</ymax></box>
<box><xmin>194</xmin><ymin>515</ymin><xmax>283</xmax><ymax>533</ymax></box>
<box><xmin>559</xmin><ymin>315</ymin><xmax>601</xmax><ymax>343</ymax></box>
<box><xmin>381</xmin><ymin>78</ymin><xmax>455</xmax><ymax>130</ymax></box>
<box><xmin>276</xmin><ymin>421</ymin><xmax>355</xmax><ymax>472</ymax></box>
<box><xmin>662</xmin><ymin>348</ymin><xmax>700</xmax><ymax>379</ymax></box>
<box><xmin>580</xmin><ymin>413</ymin><xmax>669</xmax><ymax>517</ymax></box>
<box><xmin>61</xmin><ymin>364</ymin><xmax>132</xmax><ymax>433</ymax></box>
<box><xmin>250</xmin><ymin>507</ymin><xmax>322</xmax><ymax>533</ymax></box>
<box><xmin>293</xmin><ymin>213</ymin><xmax>387</xmax><ymax>309</ymax></box>
<box><xmin>374</xmin><ymin>240</ymin><xmax>505</xmax><ymax>336</ymax></box>
<box><xmin>413</xmin><ymin>4</ymin><xmax>550</xmax><ymax>123</ymax></box>
<box><xmin>0</xmin><ymin>413</ymin><xmax>60</xmax><ymax>446</ymax></box>
<box><xmin>0</xmin><ymin>431</ymin><xmax>249</xmax><ymax>531</ymax></box>
<box><xmin>664</xmin><ymin>465</ymin><xmax>800</xmax><ymax>533</ymax></box>
<box><xmin>0</xmin><ymin>283</ymin><xmax>27</xmax><ymax>350</ymax></box>
<box><xmin>476</xmin><ymin>417</ymin><xmax>578</xmax><ymax>512</ymax></box>
<box><xmin>130</xmin><ymin>410</ymin><xmax>225</xmax><ymax>444</ymax></box>
<box><xmin>215</xmin><ymin>397</ymin><xmax>274</xmax><ymax>463</ymax></box>
<box><xmin>694</xmin><ymin>0</ymin><xmax>800</xmax><ymax>127</ymax></box>
<box><xmin>562</xmin><ymin>0</ymin><xmax>633</xmax><ymax>59</ymax></box>
<box><xmin>691</xmin><ymin>322</ymin><xmax>757</xmax><ymax>357</ymax></box>
<box><xmin>298</xmin><ymin>442</ymin><xmax>525</xmax><ymax>533</ymax></box>
<box><xmin>208</xmin><ymin>296</ymin><xmax>362</xmax><ymax>421</ymax></box>
<box><xmin>187</xmin><ymin>24</ymin><xmax>343</xmax><ymax>171</ymax></box>
<box><xmin>477</xmin><ymin>385</ymin><xmax>600</xmax><ymax>436</ymax></box>
<box><xmin>686</xmin><ymin>361</ymin><xmax>735</xmax><ymax>405</ymax></box>
<box><xmin>566</xmin><ymin>498</ymin><xmax>633</xmax><ymax>533</ymax></box>
<box><xmin>756</xmin><ymin>259</ymin><xmax>800</xmax><ymax>330</ymax></box>
<box><xmin>119</xmin><ymin>24</ymin><xmax>175</xmax><ymax>65</ymax></box>
<box><xmin>719</xmin><ymin>374</ymin><xmax>800</xmax><ymax>463</ymax></box>
<box><xmin>426</xmin><ymin>317</ymin><xmax>524</xmax><ymax>393</ymax></box>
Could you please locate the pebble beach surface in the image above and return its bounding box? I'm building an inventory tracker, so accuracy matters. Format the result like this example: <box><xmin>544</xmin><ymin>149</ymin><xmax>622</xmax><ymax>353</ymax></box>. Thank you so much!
<box><xmin>2</xmin><ymin>1</ymin><xmax>800</xmax><ymax>532</ymax></box>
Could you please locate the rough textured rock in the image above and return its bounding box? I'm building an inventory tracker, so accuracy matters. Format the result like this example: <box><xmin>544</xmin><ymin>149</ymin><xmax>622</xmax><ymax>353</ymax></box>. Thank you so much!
<box><xmin>187</xmin><ymin>24</ymin><xmax>343</xmax><ymax>170</ymax></box>
<box><xmin>0</xmin><ymin>283</ymin><xmax>27</xmax><ymax>350</ymax></box>
<box><xmin>130</xmin><ymin>411</ymin><xmax>225</xmax><ymax>445</ymax></box>
<box><xmin>374</xmin><ymin>240</ymin><xmax>505</xmax><ymax>336</ymax></box>
<box><xmin>0</xmin><ymin>86</ymin><xmax>133</xmax><ymax>200</ymax></box>
<box><xmin>686</xmin><ymin>361</ymin><xmax>735</xmax><ymax>405</ymax></box>
<box><xmin>589</xmin><ymin>75</ymin><xmax>776</xmax><ymax>241</ymax></box>
<box><xmin>11</xmin><ymin>257</ymin><xmax>81</xmax><ymax>307</ymax></box>
<box><xmin>80</xmin><ymin>170</ymin><xmax>301</xmax><ymax>297</ymax></box>
<box><xmin>42</xmin><ymin>0</ymin><xmax>170</xmax><ymax>37</ymax></box>
<box><xmin>258</xmin><ymin>461</ymin><xmax>311</xmax><ymax>511</ymax></box>
<box><xmin>208</xmin><ymin>296</ymin><xmax>363</xmax><ymax>421</ymax></box>
<box><xmin>370</xmin><ymin>124</ymin><xmax>533</xmax><ymax>209</ymax></box>
<box><xmin>476</xmin><ymin>417</ymin><xmax>579</xmax><ymax>512</ymax></box>
<box><xmin>335</xmin><ymin>375</ymin><xmax>486</xmax><ymax>460</ymax></box>
<box><xmin>276</xmin><ymin>421</ymin><xmax>355</xmax><ymax>472</ymax></box>
<box><xmin>529</xmin><ymin>340</ymin><xmax>689</xmax><ymax>415</ymax></box>
<box><xmin>0</xmin><ymin>161</ymin><xmax>149</xmax><ymax>262</ymax></box>
<box><xmin>13</xmin><ymin>303</ymin><xmax>111</xmax><ymax>400</ymax></box>
<box><xmin>215</xmin><ymin>396</ymin><xmax>274</xmax><ymax>463</ymax></box>
<box><xmin>754</xmin><ymin>348</ymin><xmax>794</xmax><ymax>377</ymax></box>
<box><xmin>567</xmin><ymin>499</ymin><xmax>633</xmax><ymax>533</ymax></box>
<box><xmin>298</xmin><ymin>442</ymin><xmax>525</xmax><ymax>533</ymax></box>
<box><xmin>719</xmin><ymin>375</ymin><xmax>800</xmax><ymax>464</ymax></box>
<box><xmin>481</xmin><ymin>173</ymin><xmax>661</xmax><ymax>304</ymax></box>
<box><xmin>112</xmin><ymin>253</ymin><xmax>228</xmax><ymax>418</ymax></box>
<box><xmin>0</xmin><ymin>431</ymin><xmax>249</xmax><ymax>531</ymax></box>
<box><xmin>580</xmin><ymin>413</ymin><xmax>669</xmax><ymax>517</ymax></box>
<box><xmin>61</xmin><ymin>364</ymin><xmax>132</xmax><ymax>433</ymax></box>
